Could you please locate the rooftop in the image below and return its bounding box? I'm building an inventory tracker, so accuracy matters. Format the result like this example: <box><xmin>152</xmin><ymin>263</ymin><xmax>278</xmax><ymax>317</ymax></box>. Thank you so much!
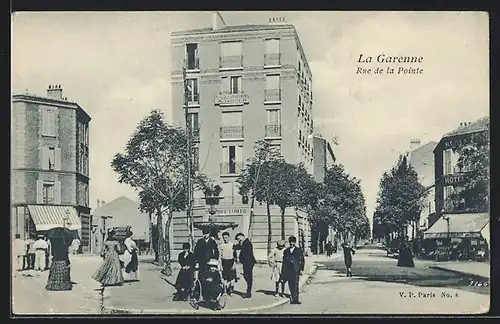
<box><xmin>171</xmin><ymin>23</ymin><xmax>295</xmax><ymax>36</ymax></box>
<box><xmin>443</xmin><ymin>116</ymin><xmax>489</xmax><ymax>138</ymax></box>
<box><xmin>12</xmin><ymin>92</ymin><xmax>91</xmax><ymax>121</ymax></box>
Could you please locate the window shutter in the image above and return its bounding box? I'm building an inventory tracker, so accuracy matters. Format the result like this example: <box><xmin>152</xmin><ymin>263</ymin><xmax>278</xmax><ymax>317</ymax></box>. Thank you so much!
<box><xmin>42</xmin><ymin>110</ymin><xmax>48</xmax><ymax>135</ymax></box>
<box><xmin>42</xmin><ymin>147</ymin><xmax>49</xmax><ymax>170</ymax></box>
<box><xmin>36</xmin><ymin>180</ymin><xmax>43</xmax><ymax>203</ymax></box>
<box><xmin>237</xmin><ymin>77</ymin><xmax>242</xmax><ymax>93</ymax></box>
<box><xmin>55</xmin><ymin>148</ymin><xmax>62</xmax><ymax>170</ymax></box>
<box><xmin>54</xmin><ymin>181</ymin><xmax>62</xmax><ymax>204</ymax></box>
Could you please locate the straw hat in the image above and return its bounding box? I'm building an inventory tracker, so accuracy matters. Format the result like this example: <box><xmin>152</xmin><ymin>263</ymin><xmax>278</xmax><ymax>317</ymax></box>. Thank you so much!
<box><xmin>277</xmin><ymin>239</ymin><xmax>286</xmax><ymax>247</ymax></box>
<box><xmin>208</xmin><ymin>259</ymin><xmax>219</xmax><ymax>267</ymax></box>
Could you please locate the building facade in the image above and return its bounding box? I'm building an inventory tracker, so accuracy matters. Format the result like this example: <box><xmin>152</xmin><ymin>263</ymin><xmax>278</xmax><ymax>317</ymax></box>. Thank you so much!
<box><xmin>312</xmin><ymin>134</ymin><xmax>336</xmax><ymax>183</ymax></box>
<box><xmin>11</xmin><ymin>86</ymin><xmax>91</xmax><ymax>252</ymax></box>
<box><xmin>169</xmin><ymin>13</ymin><xmax>316</xmax><ymax>258</ymax></box>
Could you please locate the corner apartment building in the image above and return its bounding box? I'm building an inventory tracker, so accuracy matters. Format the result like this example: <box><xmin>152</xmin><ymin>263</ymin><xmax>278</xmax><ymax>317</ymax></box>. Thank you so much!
<box><xmin>11</xmin><ymin>86</ymin><xmax>91</xmax><ymax>252</ymax></box>
<box><xmin>169</xmin><ymin>13</ymin><xmax>315</xmax><ymax>256</ymax></box>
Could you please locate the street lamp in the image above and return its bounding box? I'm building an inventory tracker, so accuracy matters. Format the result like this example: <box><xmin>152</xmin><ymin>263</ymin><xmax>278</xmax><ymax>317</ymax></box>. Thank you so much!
<box><xmin>442</xmin><ymin>210</ymin><xmax>450</xmax><ymax>261</ymax></box>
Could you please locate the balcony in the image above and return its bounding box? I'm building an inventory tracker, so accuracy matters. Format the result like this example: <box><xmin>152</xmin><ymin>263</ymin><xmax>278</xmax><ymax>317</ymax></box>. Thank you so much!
<box><xmin>265</xmin><ymin>125</ymin><xmax>282</xmax><ymax>137</ymax></box>
<box><xmin>220</xmin><ymin>126</ymin><xmax>244</xmax><ymax>139</ymax></box>
<box><xmin>185</xmin><ymin>58</ymin><xmax>200</xmax><ymax>71</ymax></box>
<box><xmin>221</xmin><ymin>162</ymin><xmax>243</xmax><ymax>175</ymax></box>
<box><xmin>265</xmin><ymin>89</ymin><xmax>281</xmax><ymax>103</ymax></box>
<box><xmin>186</xmin><ymin>93</ymin><xmax>200</xmax><ymax>106</ymax></box>
<box><xmin>219</xmin><ymin>55</ymin><xmax>243</xmax><ymax>70</ymax></box>
<box><xmin>264</xmin><ymin>53</ymin><xmax>281</xmax><ymax>67</ymax></box>
<box><xmin>215</xmin><ymin>91</ymin><xmax>250</xmax><ymax>107</ymax></box>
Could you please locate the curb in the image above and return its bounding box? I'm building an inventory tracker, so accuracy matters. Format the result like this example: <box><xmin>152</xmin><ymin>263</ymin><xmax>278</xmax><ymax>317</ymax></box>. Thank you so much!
<box><xmin>429</xmin><ymin>266</ymin><xmax>490</xmax><ymax>280</ymax></box>
<box><xmin>101</xmin><ymin>263</ymin><xmax>318</xmax><ymax>314</ymax></box>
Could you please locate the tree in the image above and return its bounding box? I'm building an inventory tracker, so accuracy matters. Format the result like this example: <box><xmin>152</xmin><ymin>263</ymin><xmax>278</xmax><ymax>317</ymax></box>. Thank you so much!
<box><xmin>238</xmin><ymin>140</ymin><xmax>281</xmax><ymax>254</ymax></box>
<box><xmin>449</xmin><ymin>129</ymin><xmax>489</xmax><ymax>212</ymax></box>
<box><xmin>375</xmin><ymin>155</ymin><xmax>426</xmax><ymax>240</ymax></box>
<box><xmin>111</xmin><ymin>110</ymin><xmax>206</xmax><ymax>275</ymax></box>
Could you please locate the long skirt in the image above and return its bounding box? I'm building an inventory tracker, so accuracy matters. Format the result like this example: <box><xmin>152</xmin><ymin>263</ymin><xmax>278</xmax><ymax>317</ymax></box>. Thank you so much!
<box><xmin>92</xmin><ymin>254</ymin><xmax>124</xmax><ymax>286</ymax></box>
<box><xmin>122</xmin><ymin>250</ymin><xmax>139</xmax><ymax>281</ymax></box>
<box><xmin>46</xmin><ymin>260</ymin><xmax>72</xmax><ymax>291</ymax></box>
<box><xmin>175</xmin><ymin>268</ymin><xmax>194</xmax><ymax>293</ymax></box>
<box><xmin>271</xmin><ymin>262</ymin><xmax>283</xmax><ymax>283</ymax></box>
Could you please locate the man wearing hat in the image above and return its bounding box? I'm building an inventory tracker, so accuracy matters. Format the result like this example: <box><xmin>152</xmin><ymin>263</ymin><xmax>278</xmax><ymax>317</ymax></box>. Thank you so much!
<box><xmin>194</xmin><ymin>228</ymin><xmax>220</xmax><ymax>274</ymax></box>
<box><xmin>268</xmin><ymin>239</ymin><xmax>286</xmax><ymax>298</ymax></box>
<box><xmin>281</xmin><ymin>236</ymin><xmax>305</xmax><ymax>304</ymax></box>
<box><xmin>33</xmin><ymin>234</ymin><xmax>49</xmax><ymax>271</ymax></box>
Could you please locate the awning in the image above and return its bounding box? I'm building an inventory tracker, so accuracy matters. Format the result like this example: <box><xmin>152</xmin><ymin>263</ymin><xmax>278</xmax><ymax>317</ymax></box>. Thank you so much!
<box><xmin>423</xmin><ymin>212</ymin><xmax>489</xmax><ymax>239</ymax></box>
<box><xmin>27</xmin><ymin>205</ymin><xmax>82</xmax><ymax>231</ymax></box>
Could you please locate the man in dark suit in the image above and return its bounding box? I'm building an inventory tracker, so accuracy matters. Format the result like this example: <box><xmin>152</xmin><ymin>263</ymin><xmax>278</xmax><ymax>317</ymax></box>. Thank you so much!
<box><xmin>235</xmin><ymin>232</ymin><xmax>256</xmax><ymax>298</ymax></box>
<box><xmin>281</xmin><ymin>236</ymin><xmax>305</xmax><ymax>304</ymax></box>
<box><xmin>194</xmin><ymin>228</ymin><xmax>219</xmax><ymax>273</ymax></box>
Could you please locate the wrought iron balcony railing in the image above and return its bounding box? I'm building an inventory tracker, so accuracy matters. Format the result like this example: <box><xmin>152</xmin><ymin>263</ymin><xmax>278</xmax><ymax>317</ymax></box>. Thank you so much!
<box><xmin>219</xmin><ymin>55</ymin><xmax>243</xmax><ymax>69</ymax></box>
<box><xmin>220</xmin><ymin>162</ymin><xmax>243</xmax><ymax>175</ymax></box>
<box><xmin>264</xmin><ymin>53</ymin><xmax>281</xmax><ymax>67</ymax></box>
<box><xmin>265</xmin><ymin>125</ymin><xmax>282</xmax><ymax>137</ymax></box>
<box><xmin>265</xmin><ymin>89</ymin><xmax>281</xmax><ymax>102</ymax></box>
<box><xmin>220</xmin><ymin>126</ymin><xmax>244</xmax><ymax>139</ymax></box>
<box><xmin>186</xmin><ymin>93</ymin><xmax>200</xmax><ymax>106</ymax></box>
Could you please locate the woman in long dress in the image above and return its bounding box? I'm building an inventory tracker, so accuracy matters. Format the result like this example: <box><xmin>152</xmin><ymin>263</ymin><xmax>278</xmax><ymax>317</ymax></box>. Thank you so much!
<box><xmin>46</xmin><ymin>234</ymin><xmax>73</xmax><ymax>291</ymax></box>
<box><xmin>268</xmin><ymin>239</ymin><xmax>286</xmax><ymax>298</ymax></box>
<box><xmin>92</xmin><ymin>230</ymin><xmax>124</xmax><ymax>286</ymax></box>
<box><xmin>122</xmin><ymin>231</ymin><xmax>139</xmax><ymax>282</ymax></box>
<box><xmin>174</xmin><ymin>243</ymin><xmax>196</xmax><ymax>301</ymax></box>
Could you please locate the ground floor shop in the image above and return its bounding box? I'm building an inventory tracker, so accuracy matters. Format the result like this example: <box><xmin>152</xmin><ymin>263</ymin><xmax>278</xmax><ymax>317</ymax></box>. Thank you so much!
<box><xmin>422</xmin><ymin>212</ymin><xmax>489</xmax><ymax>261</ymax></box>
<box><xmin>11</xmin><ymin>204</ymin><xmax>90</xmax><ymax>252</ymax></box>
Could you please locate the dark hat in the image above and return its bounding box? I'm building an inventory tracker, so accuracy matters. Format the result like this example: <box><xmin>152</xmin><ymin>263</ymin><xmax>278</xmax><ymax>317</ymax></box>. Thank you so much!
<box><xmin>182</xmin><ymin>242</ymin><xmax>191</xmax><ymax>250</ymax></box>
<box><xmin>277</xmin><ymin>239</ymin><xmax>286</xmax><ymax>247</ymax></box>
<box><xmin>288</xmin><ymin>236</ymin><xmax>297</xmax><ymax>243</ymax></box>
<box><xmin>202</xmin><ymin>228</ymin><xmax>210</xmax><ymax>234</ymax></box>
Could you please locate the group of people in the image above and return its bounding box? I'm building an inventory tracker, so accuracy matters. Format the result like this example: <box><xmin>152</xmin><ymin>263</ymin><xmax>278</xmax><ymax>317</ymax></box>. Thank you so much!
<box><xmin>173</xmin><ymin>228</ymin><xmax>307</xmax><ymax>308</ymax></box>
<box><xmin>92</xmin><ymin>229</ymin><xmax>140</xmax><ymax>286</ymax></box>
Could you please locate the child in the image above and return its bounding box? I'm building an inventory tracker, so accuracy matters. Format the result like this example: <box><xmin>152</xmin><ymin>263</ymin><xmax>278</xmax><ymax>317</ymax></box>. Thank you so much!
<box><xmin>341</xmin><ymin>242</ymin><xmax>356</xmax><ymax>277</ymax></box>
<box><xmin>200</xmin><ymin>259</ymin><xmax>224</xmax><ymax>310</ymax></box>
<box><xmin>174</xmin><ymin>243</ymin><xmax>196</xmax><ymax>301</ymax></box>
<box><xmin>268</xmin><ymin>239</ymin><xmax>286</xmax><ymax>298</ymax></box>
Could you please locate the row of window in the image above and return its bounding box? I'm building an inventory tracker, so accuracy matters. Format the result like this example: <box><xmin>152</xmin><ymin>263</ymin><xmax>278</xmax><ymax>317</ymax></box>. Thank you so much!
<box><xmin>36</xmin><ymin>179</ymin><xmax>89</xmax><ymax>207</ymax></box>
<box><xmin>40</xmin><ymin>144</ymin><xmax>89</xmax><ymax>176</ymax></box>
<box><xmin>443</xmin><ymin>149</ymin><xmax>473</xmax><ymax>175</ymax></box>
<box><xmin>185</xmin><ymin>74</ymin><xmax>284</xmax><ymax>106</ymax></box>
<box><xmin>185</xmin><ymin>39</ymin><xmax>282</xmax><ymax>71</ymax></box>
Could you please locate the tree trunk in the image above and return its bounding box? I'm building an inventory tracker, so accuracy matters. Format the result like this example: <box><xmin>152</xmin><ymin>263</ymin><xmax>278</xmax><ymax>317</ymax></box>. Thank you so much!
<box><xmin>280</xmin><ymin>206</ymin><xmax>286</xmax><ymax>240</ymax></box>
<box><xmin>161</xmin><ymin>208</ymin><xmax>173</xmax><ymax>276</ymax></box>
<box><xmin>248</xmin><ymin>192</ymin><xmax>256</xmax><ymax>240</ymax></box>
<box><xmin>148</xmin><ymin>212</ymin><xmax>153</xmax><ymax>254</ymax></box>
<box><xmin>156</xmin><ymin>206</ymin><xmax>165</xmax><ymax>267</ymax></box>
<box><xmin>266</xmin><ymin>201</ymin><xmax>272</xmax><ymax>256</ymax></box>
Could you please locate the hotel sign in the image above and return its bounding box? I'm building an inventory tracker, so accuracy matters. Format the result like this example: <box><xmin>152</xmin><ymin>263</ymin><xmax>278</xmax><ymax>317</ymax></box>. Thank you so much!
<box><xmin>444</xmin><ymin>174</ymin><xmax>467</xmax><ymax>185</ymax></box>
<box><xmin>215</xmin><ymin>93</ymin><xmax>250</xmax><ymax>106</ymax></box>
<box><xmin>207</xmin><ymin>207</ymin><xmax>249</xmax><ymax>215</ymax></box>
<box><xmin>443</xmin><ymin>138</ymin><xmax>472</xmax><ymax>150</ymax></box>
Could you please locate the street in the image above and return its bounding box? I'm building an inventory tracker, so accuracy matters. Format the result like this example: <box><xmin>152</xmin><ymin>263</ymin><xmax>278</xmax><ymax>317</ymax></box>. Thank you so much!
<box><xmin>259</xmin><ymin>248</ymin><xmax>490</xmax><ymax>314</ymax></box>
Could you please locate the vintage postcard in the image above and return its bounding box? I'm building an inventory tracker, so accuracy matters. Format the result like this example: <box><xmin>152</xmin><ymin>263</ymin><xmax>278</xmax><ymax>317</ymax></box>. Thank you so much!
<box><xmin>11</xmin><ymin>11</ymin><xmax>490</xmax><ymax>316</ymax></box>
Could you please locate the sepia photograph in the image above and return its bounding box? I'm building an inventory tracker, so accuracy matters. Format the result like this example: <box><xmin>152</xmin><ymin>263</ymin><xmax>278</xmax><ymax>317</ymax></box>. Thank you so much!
<box><xmin>11</xmin><ymin>10</ymin><xmax>490</xmax><ymax>316</ymax></box>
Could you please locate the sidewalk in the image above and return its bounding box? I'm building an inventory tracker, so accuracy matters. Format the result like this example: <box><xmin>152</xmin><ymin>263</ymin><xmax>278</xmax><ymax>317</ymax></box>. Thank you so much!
<box><xmin>428</xmin><ymin>261</ymin><xmax>490</xmax><ymax>279</ymax></box>
<box><xmin>12</xmin><ymin>256</ymin><xmax>103</xmax><ymax>315</ymax></box>
<box><xmin>102</xmin><ymin>259</ymin><xmax>318</xmax><ymax>314</ymax></box>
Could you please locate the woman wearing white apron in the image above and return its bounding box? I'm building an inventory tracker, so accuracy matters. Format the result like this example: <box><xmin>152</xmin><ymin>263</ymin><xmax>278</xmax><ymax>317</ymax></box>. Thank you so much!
<box><xmin>122</xmin><ymin>231</ymin><xmax>139</xmax><ymax>282</ymax></box>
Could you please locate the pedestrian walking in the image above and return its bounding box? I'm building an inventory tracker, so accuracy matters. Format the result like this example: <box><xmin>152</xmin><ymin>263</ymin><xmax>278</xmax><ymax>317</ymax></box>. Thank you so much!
<box><xmin>34</xmin><ymin>235</ymin><xmax>49</xmax><ymax>271</ymax></box>
<box><xmin>26</xmin><ymin>236</ymin><xmax>36</xmax><ymax>270</ymax></box>
<box><xmin>122</xmin><ymin>231</ymin><xmax>139</xmax><ymax>282</ymax></box>
<box><xmin>341</xmin><ymin>241</ymin><xmax>356</xmax><ymax>277</ymax></box>
<box><xmin>92</xmin><ymin>229</ymin><xmax>124</xmax><ymax>287</ymax></box>
<box><xmin>194</xmin><ymin>228</ymin><xmax>220</xmax><ymax>273</ymax></box>
<box><xmin>174</xmin><ymin>243</ymin><xmax>196</xmax><ymax>301</ymax></box>
<box><xmin>268</xmin><ymin>239</ymin><xmax>286</xmax><ymax>298</ymax></box>
<box><xmin>235</xmin><ymin>232</ymin><xmax>256</xmax><ymax>298</ymax></box>
<box><xmin>71</xmin><ymin>238</ymin><xmax>81</xmax><ymax>255</ymax></box>
<box><xmin>13</xmin><ymin>234</ymin><xmax>25</xmax><ymax>272</ymax></box>
<box><xmin>44</xmin><ymin>237</ymin><xmax>51</xmax><ymax>270</ymax></box>
<box><xmin>45</xmin><ymin>229</ymin><xmax>73</xmax><ymax>291</ymax></box>
<box><xmin>218</xmin><ymin>232</ymin><xmax>237</xmax><ymax>295</ymax></box>
<box><xmin>397</xmin><ymin>236</ymin><xmax>415</xmax><ymax>267</ymax></box>
<box><xmin>326</xmin><ymin>241</ymin><xmax>333</xmax><ymax>257</ymax></box>
<box><xmin>281</xmin><ymin>236</ymin><xmax>305</xmax><ymax>304</ymax></box>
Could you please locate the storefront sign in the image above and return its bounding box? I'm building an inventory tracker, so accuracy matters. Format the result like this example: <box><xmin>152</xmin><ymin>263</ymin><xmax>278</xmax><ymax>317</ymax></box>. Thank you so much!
<box><xmin>443</xmin><ymin>138</ymin><xmax>472</xmax><ymax>150</ymax></box>
<box><xmin>444</xmin><ymin>174</ymin><xmax>466</xmax><ymax>185</ymax></box>
<box><xmin>207</xmin><ymin>207</ymin><xmax>249</xmax><ymax>215</ymax></box>
<box><xmin>215</xmin><ymin>93</ymin><xmax>250</xmax><ymax>106</ymax></box>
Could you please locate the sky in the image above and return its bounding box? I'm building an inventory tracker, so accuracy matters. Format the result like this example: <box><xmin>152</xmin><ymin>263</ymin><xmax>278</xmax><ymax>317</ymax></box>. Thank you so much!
<box><xmin>12</xmin><ymin>11</ymin><xmax>489</xmax><ymax>223</ymax></box>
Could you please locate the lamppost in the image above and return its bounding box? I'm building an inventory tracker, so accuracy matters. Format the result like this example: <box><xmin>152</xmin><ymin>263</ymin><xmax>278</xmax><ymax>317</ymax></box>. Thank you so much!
<box><xmin>442</xmin><ymin>209</ymin><xmax>450</xmax><ymax>261</ymax></box>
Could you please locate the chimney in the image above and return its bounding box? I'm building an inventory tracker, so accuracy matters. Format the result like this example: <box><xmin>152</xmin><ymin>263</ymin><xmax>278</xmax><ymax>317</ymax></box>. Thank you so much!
<box><xmin>47</xmin><ymin>84</ymin><xmax>63</xmax><ymax>100</ymax></box>
<box><xmin>409</xmin><ymin>139</ymin><xmax>421</xmax><ymax>151</ymax></box>
<box><xmin>212</xmin><ymin>11</ymin><xmax>226</xmax><ymax>30</ymax></box>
